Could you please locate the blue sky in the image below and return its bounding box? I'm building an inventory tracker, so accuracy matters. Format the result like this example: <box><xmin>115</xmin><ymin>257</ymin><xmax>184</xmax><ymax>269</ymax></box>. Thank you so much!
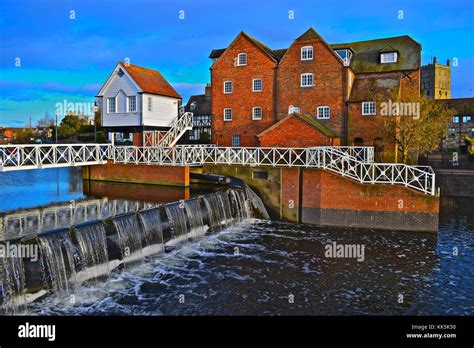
<box><xmin>0</xmin><ymin>0</ymin><xmax>473</xmax><ymax>127</ymax></box>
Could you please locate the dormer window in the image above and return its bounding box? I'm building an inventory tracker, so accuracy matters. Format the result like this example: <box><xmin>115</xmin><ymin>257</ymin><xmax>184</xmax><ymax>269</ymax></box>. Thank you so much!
<box><xmin>380</xmin><ymin>52</ymin><xmax>398</xmax><ymax>64</ymax></box>
<box><xmin>301</xmin><ymin>46</ymin><xmax>313</xmax><ymax>60</ymax></box>
<box><xmin>190</xmin><ymin>101</ymin><xmax>196</xmax><ymax>111</ymax></box>
<box><xmin>334</xmin><ymin>49</ymin><xmax>353</xmax><ymax>66</ymax></box>
<box><xmin>237</xmin><ymin>53</ymin><xmax>247</xmax><ymax>66</ymax></box>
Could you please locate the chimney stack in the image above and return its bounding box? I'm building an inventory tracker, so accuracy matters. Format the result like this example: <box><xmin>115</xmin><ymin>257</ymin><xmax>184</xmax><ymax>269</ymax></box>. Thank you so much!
<box><xmin>433</xmin><ymin>56</ymin><xmax>437</xmax><ymax>64</ymax></box>
<box><xmin>205</xmin><ymin>83</ymin><xmax>211</xmax><ymax>97</ymax></box>
<box><xmin>447</xmin><ymin>58</ymin><xmax>450</xmax><ymax>66</ymax></box>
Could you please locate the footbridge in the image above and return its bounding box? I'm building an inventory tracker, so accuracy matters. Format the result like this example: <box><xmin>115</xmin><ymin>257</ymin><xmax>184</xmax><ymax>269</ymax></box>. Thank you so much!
<box><xmin>0</xmin><ymin>144</ymin><xmax>436</xmax><ymax>195</ymax></box>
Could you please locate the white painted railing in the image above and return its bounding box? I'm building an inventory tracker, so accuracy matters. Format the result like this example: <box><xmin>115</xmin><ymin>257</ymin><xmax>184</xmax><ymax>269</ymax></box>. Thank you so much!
<box><xmin>0</xmin><ymin>144</ymin><xmax>111</xmax><ymax>171</ymax></box>
<box><xmin>0</xmin><ymin>144</ymin><xmax>435</xmax><ymax>195</ymax></box>
<box><xmin>143</xmin><ymin>112</ymin><xmax>193</xmax><ymax>147</ymax></box>
<box><xmin>111</xmin><ymin>146</ymin><xmax>435</xmax><ymax>195</ymax></box>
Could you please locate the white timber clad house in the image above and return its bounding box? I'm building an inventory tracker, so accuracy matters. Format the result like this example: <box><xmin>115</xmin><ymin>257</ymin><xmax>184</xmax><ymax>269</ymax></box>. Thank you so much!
<box><xmin>96</xmin><ymin>62</ymin><xmax>190</xmax><ymax>146</ymax></box>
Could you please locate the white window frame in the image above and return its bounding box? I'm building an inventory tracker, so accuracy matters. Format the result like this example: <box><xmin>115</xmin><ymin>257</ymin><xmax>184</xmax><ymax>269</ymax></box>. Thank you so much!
<box><xmin>380</xmin><ymin>52</ymin><xmax>398</xmax><ymax>64</ymax></box>
<box><xmin>237</xmin><ymin>53</ymin><xmax>247</xmax><ymax>66</ymax></box>
<box><xmin>252</xmin><ymin>107</ymin><xmax>262</xmax><ymax>120</ymax></box>
<box><xmin>301</xmin><ymin>46</ymin><xmax>313</xmax><ymax>61</ymax></box>
<box><xmin>301</xmin><ymin>73</ymin><xmax>313</xmax><ymax>87</ymax></box>
<box><xmin>317</xmin><ymin>106</ymin><xmax>330</xmax><ymax>120</ymax></box>
<box><xmin>224</xmin><ymin>108</ymin><xmax>232</xmax><ymax>121</ymax></box>
<box><xmin>232</xmin><ymin>135</ymin><xmax>241</xmax><ymax>147</ymax></box>
<box><xmin>107</xmin><ymin>97</ymin><xmax>116</xmax><ymax>113</ymax></box>
<box><xmin>252</xmin><ymin>78</ymin><xmax>262</xmax><ymax>92</ymax></box>
<box><xmin>362</xmin><ymin>102</ymin><xmax>376</xmax><ymax>116</ymax></box>
<box><xmin>147</xmin><ymin>96</ymin><xmax>153</xmax><ymax>112</ymax></box>
<box><xmin>224</xmin><ymin>81</ymin><xmax>232</xmax><ymax>94</ymax></box>
<box><xmin>127</xmin><ymin>96</ymin><xmax>137</xmax><ymax>113</ymax></box>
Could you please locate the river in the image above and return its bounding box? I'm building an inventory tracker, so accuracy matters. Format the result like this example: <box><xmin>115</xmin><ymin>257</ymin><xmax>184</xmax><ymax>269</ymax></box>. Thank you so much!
<box><xmin>0</xmin><ymin>167</ymin><xmax>473</xmax><ymax>315</ymax></box>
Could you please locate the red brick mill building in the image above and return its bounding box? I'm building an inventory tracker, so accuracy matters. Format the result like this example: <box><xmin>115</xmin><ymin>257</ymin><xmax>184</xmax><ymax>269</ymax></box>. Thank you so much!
<box><xmin>201</xmin><ymin>27</ymin><xmax>421</xmax><ymax>155</ymax></box>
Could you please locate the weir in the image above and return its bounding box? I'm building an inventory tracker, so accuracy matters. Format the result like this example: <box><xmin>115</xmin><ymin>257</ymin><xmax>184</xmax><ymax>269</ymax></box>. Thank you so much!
<box><xmin>0</xmin><ymin>188</ymin><xmax>254</xmax><ymax>314</ymax></box>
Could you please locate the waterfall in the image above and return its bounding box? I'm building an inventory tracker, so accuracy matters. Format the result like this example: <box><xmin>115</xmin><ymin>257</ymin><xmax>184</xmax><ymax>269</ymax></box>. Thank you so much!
<box><xmin>184</xmin><ymin>199</ymin><xmax>207</xmax><ymax>238</ymax></box>
<box><xmin>217</xmin><ymin>191</ymin><xmax>233</xmax><ymax>226</ymax></box>
<box><xmin>112</xmin><ymin>214</ymin><xmax>144</xmax><ymax>265</ymax></box>
<box><xmin>1</xmin><ymin>188</ymin><xmax>254</xmax><ymax>309</ymax></box>
<box><xmin>0</xmin><ymin>251</ymin><xmax>26</xmax><ymax>314</ymax></box>
<box><xmin>164</xmin><ymin>203</ymin><xmax>189</xmax><ymax>242</ymax></box>
<box><xmin>38</xmin><ymin>231</ymin><xmax>81</xmax><ymax>295</ymax></box>
<box><xmin>72</xmin><ymin>222</ymin><xmax>110</xmax><ymax>282</ymax></box>
<box><xmin>138</xmin><ymin>208</ymin><xmax>165</xmax><ymax>256</ymax></box>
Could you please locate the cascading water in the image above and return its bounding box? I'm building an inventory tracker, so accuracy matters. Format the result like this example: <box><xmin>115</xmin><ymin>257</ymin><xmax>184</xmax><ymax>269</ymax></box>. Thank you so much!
<box><xmin>164</xmin><ymin>202</ymin><xmax>189</xmax><ymax>242</ymax></box>
<box><xmin>184</xmin><ymin>199</ymin><xmax>207</xmax><ymax>238</ymax></box>
<box><xmin>202</xmin><ymin>193</ymin><xmax>227</xmax><ymax>232</ymax></box>
<box><xmin>112</xmin><ymin>214</ymin><xmax>144</xmax><ymax>265</ymax></box>
<box><xmin>138</xmin><ymin>208</ymin><xmax>165</xmax><ymax>256</ymax></box>
<box><xmin>1</xmin><ymin>188</ymin><xmax>255</xmax><ymax>312</ymax></box>
<box><xmin>38</xmin><ymin>231</ymin><xmax>81</xmax><ymax>295</ymax></box>
<box><xmin>217</xmin><ymin>191</ymin><xmax>233</xmax><ymax>227</ymax></box>
<box><xmin>72</xmin><ymin>222</ymin><xmax>110</xmax><ymax>282</ymax></box>
<box><xmin>0</xmin><ymin>250</ymin><xmax>26</xmax><ymax>314</ymax></box>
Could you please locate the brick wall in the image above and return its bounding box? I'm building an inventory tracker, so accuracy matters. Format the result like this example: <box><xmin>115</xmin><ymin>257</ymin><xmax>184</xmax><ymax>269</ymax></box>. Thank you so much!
<box><xmin>258</xmin><ymin>114</ymin><xmax>336</xmax><ymax>147</ymax></box>
<box><xmin>277</xmin><ymin>37</ymin><xmax>346</xmax><ymax>134</ymax></box>
<box><xmin>211</xmin><ymin>34</ymin><xmax>277</xmax><ymax>147</ymax></box>
<box><xmin>83</xmin><ymin>162</ymin><xmax>190</xmax><ymax>187</ymax></box>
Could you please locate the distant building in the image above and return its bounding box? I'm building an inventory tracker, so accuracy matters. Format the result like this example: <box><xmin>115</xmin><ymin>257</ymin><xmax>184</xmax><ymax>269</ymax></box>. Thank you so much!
<box><xmin>439</xmin><ymin>98</ymin><xmax>474</xmax><ymax>151</ymax></box>
<box><xmin>421</xmin><ymin>56</ymin><xmax>451</xmax><ymax>99</ymax></box>
<box><xmin>96</xmin><ymin>62</ymin><xmax>182</xmax><ymax>145</ymax></box>
<box><xmin>183</xmin><ymin>84</ymin><xmax>212</xmax><ymax>143</ymax></box>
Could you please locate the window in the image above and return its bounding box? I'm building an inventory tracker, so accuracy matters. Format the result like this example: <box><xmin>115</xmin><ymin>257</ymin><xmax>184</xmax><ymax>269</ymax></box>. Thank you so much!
<box><xmin>147</xmin><ymin>97</ymin><xmax>152</xmax><ymax>112</ymax></box>
<box><xmin>237</xmin><ymin>53</ymin><xmax>247</xmax><ymax>66</ymax></box>
<box><xmin>471</xmin><ymin>128</ymin><xmax>474</xmax><ymax>137</ymax></box>
<box><xmin>288</xmin><ymin>105</ymin><xmax>300</xmax><ymax>114</ymax></box>
<box><xmin>301</xmin><ymin>46</ymin><xmax>313</xmax><ymax>60</ymax></box>
<box><xmin>117</xmin><ymin>68</ymin><xmax>124</xmax><ymax>77</ymax></box>
<box><xmin>453</xmin><ymin>116</ymin><xmax>460</xmax><ymax>123</ymax></box>
<box><xmin>252</xmin><ymin>107</ymin><xmax>262</xmax><ymax>120</ymax></box>
<box><xmin>463</xmin><ymin>116</ymin><xmax>472</xmax><ymax>123</ymax></box>
<box><xmin>253</xmin><ymin>78</ymin><xmax>262</xmax><ymax>92</ymax></box>
<box><xmin>448</xmin><ymin>128</ymin><xmax>456</xmax><ymax>136</ymax></box>
<box><xmin>362</xmin><ymin>102</ymin><xmax>376</xmax><ymax>116</ymax></box>
<box><xmin>317</xmin><ymin>106</ymin><xmax>330</xmax><ymax>119</ymax></box>
<box><xmin>380</xmin><ymin>52</ymin><xmax>398</xmax><ymax>64</ymax></box>
<box><xmin>334</xmin><ymin>49</ymin><xmax>353</xmax><ymax>66</ymax></box>
<box><xmin>190</xmin><ymin>101</ymin><xmax>196</xmax><ymax>111</ymax></box>
<box><xmin>224</xmin><ymin>108</ymin><xmax>232</xmax><ymax>121</ymax></box>
<box><xmin>232</xmin><ymin>135</ymin><xmax>241</xmax><ymax>147</ymax></box>
<box><xmin>224</xmin><ymin>81</ymin><xmax>232</xmax><ymax>94</ymax></box>
<box><xmin>301</xmin><ymin>73</ymin><xmax>313</xmax><ymax>87</ymax></box>
<box><xmin>127</xmin><ymin>96</ymin><xmax>137</xmax><ymax>112</ymax></box>
<box><xmin>107</xmin><ymin>98</ymin><xmax>116</xmax><ymax>113</ymax></box>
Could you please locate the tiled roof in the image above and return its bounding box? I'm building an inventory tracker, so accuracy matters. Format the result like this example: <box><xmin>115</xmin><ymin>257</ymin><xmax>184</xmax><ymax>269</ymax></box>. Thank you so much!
<box><xmin>209</xmin><ymin>29</ymin><xmax>421</xmax><ymax>73</ymax></box>
<box><xmin>184</xmin><ymin>94</ymin><xmax>211</xmax><ymax>115</ymax></box>
<box><xmin>330</xmin><ymin>36</ymin><xmax>421</xmax><ymax>73</ymax></box>
<box><xmin>257</xmin><ymin>113</ymin><xmax>339</xmax><ymax>138</ymax></box>
<box><xmin>119</xmin><ymin>62</ymin><xmax>181</xmax><ymax>99</ymax></box>
<box><xmin>348</xmin><ymin>75</ymin><xmax>401</xmax><ymax>102</ymax></box>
